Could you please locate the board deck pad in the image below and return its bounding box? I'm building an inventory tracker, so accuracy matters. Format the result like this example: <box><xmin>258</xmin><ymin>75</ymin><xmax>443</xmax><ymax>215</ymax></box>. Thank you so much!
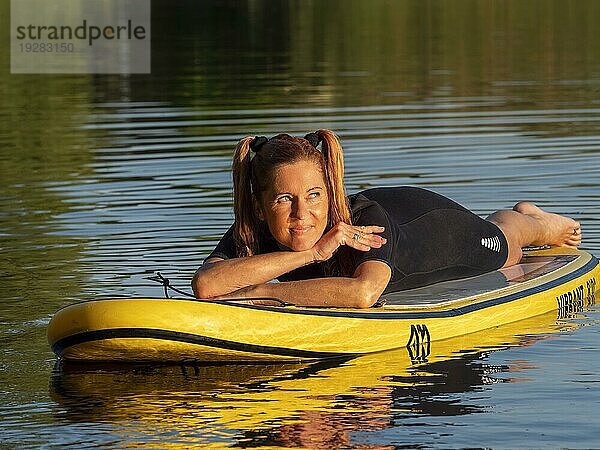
<box><xmin>382</xmin><ymin>255</ymin><xmax>578</xmax><ymax>307</ymax></box>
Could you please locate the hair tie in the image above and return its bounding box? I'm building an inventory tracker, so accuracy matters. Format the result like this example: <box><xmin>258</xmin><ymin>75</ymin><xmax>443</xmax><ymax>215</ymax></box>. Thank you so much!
<box><xmin>304</xmin><ymin>132</ymin><xmax>322</xmax><ymax>148</ymax></box>
<box><xmin>250</xmin><ymin>136</ymin><xmax>268</xmax><ymax>152</ymax></box>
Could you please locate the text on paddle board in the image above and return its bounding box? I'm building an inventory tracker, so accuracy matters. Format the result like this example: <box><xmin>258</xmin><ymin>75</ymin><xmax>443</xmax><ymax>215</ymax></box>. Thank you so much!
<box><xmin>556</xmin><ymin>277</ymin><xmax>596</xmax><ymax>319</ymax></box>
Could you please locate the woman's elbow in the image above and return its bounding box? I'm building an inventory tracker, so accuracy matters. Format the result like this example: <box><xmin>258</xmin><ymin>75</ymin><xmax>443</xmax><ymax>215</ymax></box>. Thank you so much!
<box><xmin>354</xmin><ymin>295</ymin><xmax>378</xmax><ymax>309</ymax></box>
<box><xmin>350</xmin><ymin>262</ymin><xmax>390</xmax><ymax>308</ymax></box>
<box><xmin>353</xmin><ymin>287</ymin><xmax>379</xmax><ymax>309</ymax></box>
<box><xmin>352</xmin><ymin>284</ymin><xmax>382</xmax><ymax>309</ymax></box>
<box><xmin>191</xmin><ymin>270</ymin><xmax>216</xmax><ymax>299</ymax></box>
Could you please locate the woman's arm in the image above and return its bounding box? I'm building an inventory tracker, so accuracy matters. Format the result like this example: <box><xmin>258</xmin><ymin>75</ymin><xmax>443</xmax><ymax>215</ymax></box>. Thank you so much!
<box><xmin>193</xmin><ymin>222</ymin><xmax>387</xmax><ymax>301</ymax></box>
<box><xmin>216</xmin><ymin>260</ymin><xmax>392</xmax><ymax>309</ymax></box>
<box><xmin>192</xmin><ymin>250</ymin><xmax>315</xmax><ymax>299</ymax></box>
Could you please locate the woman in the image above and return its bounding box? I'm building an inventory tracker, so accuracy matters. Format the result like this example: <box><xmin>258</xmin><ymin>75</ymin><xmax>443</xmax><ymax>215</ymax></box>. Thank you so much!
<box><xmin>192</xmin><ymin>130</ymin><xmax>582</xmax><ymax>308</ymax></box>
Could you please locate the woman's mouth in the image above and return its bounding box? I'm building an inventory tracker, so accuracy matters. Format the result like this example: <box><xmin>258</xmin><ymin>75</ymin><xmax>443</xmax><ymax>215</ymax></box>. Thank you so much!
<box><xmin>290</xmin><ymin>225</ymin><xmax>313</xmax><ymax>235</ymax></box>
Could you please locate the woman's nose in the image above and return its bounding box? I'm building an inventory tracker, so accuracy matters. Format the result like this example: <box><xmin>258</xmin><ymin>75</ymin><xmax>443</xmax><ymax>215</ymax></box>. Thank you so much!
<box><xmin>292</xmin><ymin>199</ymin><xmax>308</xmax><ymax>219</ymax></box>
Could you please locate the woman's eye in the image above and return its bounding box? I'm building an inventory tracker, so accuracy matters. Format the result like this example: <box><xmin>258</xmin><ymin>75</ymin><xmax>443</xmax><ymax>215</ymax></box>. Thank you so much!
<box><xmin>276</xmin><ymin>195</ymin><xmax>292</xmax><ymax>203</ymax></box>
<box><xmin>308</xmin><ymin>191</ymin><xmax>320</xmax><ymax>199</ymax></box>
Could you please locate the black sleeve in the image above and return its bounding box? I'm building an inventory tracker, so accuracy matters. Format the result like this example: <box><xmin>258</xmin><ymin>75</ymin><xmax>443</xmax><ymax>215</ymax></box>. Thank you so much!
<box><xmin>350</xmin><ymin>200</ymin><xmax>395</xmax><ymax>273</ymax></box>
<box><xmin>205</xmin><ymin>225</ymin><xmax>237</xmax><ymax>261</ymax></box>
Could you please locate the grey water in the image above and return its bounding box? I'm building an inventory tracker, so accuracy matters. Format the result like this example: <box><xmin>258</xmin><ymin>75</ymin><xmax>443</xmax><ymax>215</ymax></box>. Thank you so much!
<box><xmin>1</xmin><ymin>0</ymin><xmax>600</xmax><ymax>448</ymax></box>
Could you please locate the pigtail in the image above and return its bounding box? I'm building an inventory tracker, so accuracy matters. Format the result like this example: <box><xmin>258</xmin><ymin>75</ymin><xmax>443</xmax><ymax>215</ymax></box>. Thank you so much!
<box><xmin>316</xmin><ymin>129</ymin><xmax>352</xmax><ymax>227</ymax></box>
<box><xmin>314</xmin><ymin>129</ymin><xmax>355</xmax><ymax>278</ymax></box>
<box><xmin>232</xmin><ymin>136</ymin><xmax>259</xmax><ymax>256</ymax></box>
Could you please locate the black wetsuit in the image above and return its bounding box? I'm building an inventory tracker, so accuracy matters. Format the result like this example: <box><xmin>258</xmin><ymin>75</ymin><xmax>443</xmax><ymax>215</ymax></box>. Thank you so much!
<box><xmin>207</xmin><ymin>187</ymin><xmax>508</xmax><ymax>293</ymax></box>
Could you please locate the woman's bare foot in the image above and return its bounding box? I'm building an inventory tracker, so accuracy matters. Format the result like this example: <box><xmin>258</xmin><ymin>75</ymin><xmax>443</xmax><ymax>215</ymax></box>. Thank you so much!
<box><xmin>513</xmin><ymin>202</ymin><xmax>582</xmax><ymax>248</ymax></box>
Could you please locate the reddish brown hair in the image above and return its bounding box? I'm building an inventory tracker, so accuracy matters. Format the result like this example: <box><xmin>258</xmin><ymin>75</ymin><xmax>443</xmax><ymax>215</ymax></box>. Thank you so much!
<box><xmin>232</xmin><ymin>130</ymin><xmax>352</xmax><ymax>273</ymax></box>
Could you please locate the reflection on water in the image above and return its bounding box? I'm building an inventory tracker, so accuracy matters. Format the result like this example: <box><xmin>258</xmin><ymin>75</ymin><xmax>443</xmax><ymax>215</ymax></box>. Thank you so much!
<box><xmin>1</xmin><ymin>0</ymin><xmax>600</xmax><ymax>447</ymax></box>
<box><xmin>42</xmin><ymin>310</ymin><xmax>593</xmax><ymax>448</ymax></box>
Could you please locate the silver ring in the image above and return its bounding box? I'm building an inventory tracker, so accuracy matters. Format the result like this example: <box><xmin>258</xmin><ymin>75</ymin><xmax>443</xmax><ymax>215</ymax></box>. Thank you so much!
<box><xmin>352</xmin><ymin>233</ymin><xmax>360</xmax><ymax>240</ymax></box>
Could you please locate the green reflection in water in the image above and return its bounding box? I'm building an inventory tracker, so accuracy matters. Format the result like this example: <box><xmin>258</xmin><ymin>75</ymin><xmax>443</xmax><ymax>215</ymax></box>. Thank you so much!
<box><xmin>143</xmin><ymin>0</ymin><xmax>600</xmax><ymax>113</ymax></box>
<box><xmin>0</xmin><ymin>0</ymin><xmax>102</xmax><ymax>406</ymax></box>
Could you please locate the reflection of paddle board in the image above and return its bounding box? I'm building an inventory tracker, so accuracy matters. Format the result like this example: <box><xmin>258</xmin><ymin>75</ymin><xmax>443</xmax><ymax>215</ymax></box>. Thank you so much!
<box><xmin>48</xmin><ymin>247</ymin><xmax>598</xmax><ymax>363</ymax></box>
<box><xmin>50</xmin><ymin>310</ymin><xmax>584</xmax><ymax>434</ymax></box>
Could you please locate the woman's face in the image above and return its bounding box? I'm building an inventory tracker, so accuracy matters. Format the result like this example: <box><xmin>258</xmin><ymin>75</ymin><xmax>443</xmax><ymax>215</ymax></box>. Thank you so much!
<box><xmin>258</xmin><ymin>160</ymin><xmax>329</xmax><ymax>252</ymax></box>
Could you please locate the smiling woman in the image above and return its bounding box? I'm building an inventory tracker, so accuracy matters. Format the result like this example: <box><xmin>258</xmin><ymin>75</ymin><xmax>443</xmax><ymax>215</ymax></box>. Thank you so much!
<box><xmin>259</xmin><ymin>160</ymin><xmax>330</xmax><ymax>252</ymax></box>
<box><xmin>191</xmin><ymin>130</ymin><xmax>582</xmax><ymax>308</ymax></box>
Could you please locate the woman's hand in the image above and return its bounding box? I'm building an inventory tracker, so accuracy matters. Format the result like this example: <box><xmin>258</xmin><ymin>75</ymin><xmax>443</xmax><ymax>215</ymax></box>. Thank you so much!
<box><xmin>311</xmin><ymin>223</ymin><xmax>387</xmax><ymax>262</ymax></box>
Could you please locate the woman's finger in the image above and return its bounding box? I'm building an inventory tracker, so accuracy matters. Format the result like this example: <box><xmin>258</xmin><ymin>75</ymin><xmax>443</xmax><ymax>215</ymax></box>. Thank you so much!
<box><xmin>355</xmin><ymin>225</ymin><xmax>385</xmax><ymax>234</ymax></box>
<box><xmin>326</xmin><ymin>222</ymin><xmax>387</xmax><ymax>253</ymax></box>
<box><xmin>344</xmin><ymin>229</ymin><xmax>386</xmax><ymax>251</ymax></box>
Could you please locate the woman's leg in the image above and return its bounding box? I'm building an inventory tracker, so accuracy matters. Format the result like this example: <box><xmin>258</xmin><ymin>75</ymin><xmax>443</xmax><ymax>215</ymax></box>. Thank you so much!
<box><xmin>487</xmin><ymin>202</ymin><xmax>582</xmax><ymax>267</ymax></box>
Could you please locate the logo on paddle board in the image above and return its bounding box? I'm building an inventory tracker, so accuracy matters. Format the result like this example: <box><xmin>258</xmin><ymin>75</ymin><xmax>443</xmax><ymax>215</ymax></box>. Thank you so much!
<box><xmin>481</xmin><ymin>235</ymin><xmax>502</xmax><ymax>252</ymax></box>
<box><xmin>406</xmin><ymin>324</ymin><xmax>431</xmax><ymax>363</ymax></box>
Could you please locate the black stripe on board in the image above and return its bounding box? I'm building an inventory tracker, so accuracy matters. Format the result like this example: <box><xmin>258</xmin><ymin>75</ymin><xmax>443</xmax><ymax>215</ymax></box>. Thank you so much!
<box><xmin>52</xmin><ymin>328</ymin><xmax>356</xmax><ymax>360</ymax></box>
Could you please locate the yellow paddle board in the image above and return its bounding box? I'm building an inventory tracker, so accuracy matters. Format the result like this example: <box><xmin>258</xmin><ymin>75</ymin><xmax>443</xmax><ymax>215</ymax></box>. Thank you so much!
<box><xmin>47</xmin><ymin>247</ymin><xmax>598</xmax><ymax>363</ymax></box>
<box><xmin>50</xmin><ymin>309</ymin><xmax>592</xmax><ymax>433</ymax></box>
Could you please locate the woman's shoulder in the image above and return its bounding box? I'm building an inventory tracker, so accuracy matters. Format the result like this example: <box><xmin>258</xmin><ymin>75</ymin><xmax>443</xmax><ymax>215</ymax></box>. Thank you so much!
<box><xmin>348</xmin><ymin>189</ymin><xmax>390</xmax><ymax>224</ymax></box>
<box><xmin>348</xmin><ymin>191</ymin><xmax>379</xmax><ymax>212</ymax></box>
<box><xmin>349</xmin><ymin>186</ymin><xmax>436</xmax><ymax>211</ymax></box>
<box><xmin>349</xmin><ymin>187</ymin><xmax>402</xmax><ymax>211</ymax></box>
